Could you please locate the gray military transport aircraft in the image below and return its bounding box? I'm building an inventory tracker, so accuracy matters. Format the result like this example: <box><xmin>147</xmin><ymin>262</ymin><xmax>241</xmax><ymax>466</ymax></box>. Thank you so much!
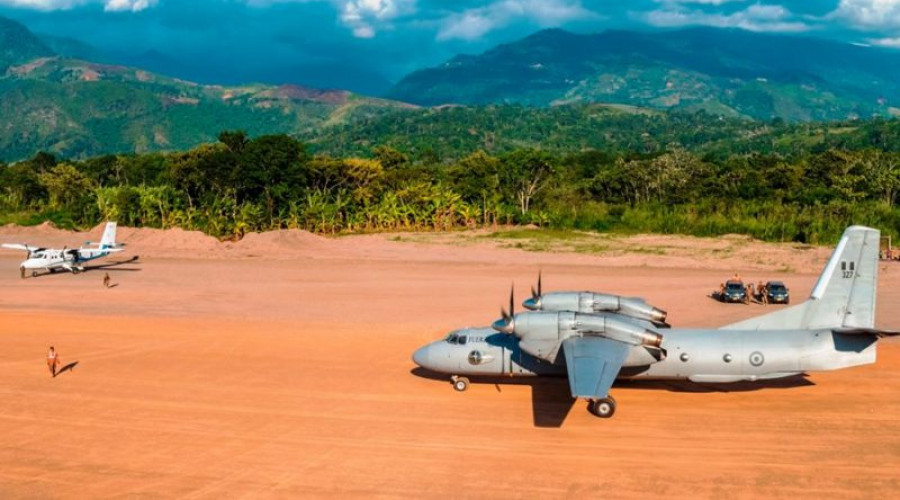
<box><xmin>412</xmin><ymin>225</ymin><xmax>897</xmax><ymax>419</ymax></box>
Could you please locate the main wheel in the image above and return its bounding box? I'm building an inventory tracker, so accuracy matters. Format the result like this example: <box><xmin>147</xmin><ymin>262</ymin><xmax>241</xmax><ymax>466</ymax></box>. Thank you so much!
<box><xmin>32</xmin><ymin>271</ymin><xmax>38</xmax><ymax>278</ymax></box>
<box><xmin>452</xmin><ymin>377</ymin><xmax>469</xmax><ymax>392</ymax></box>
<box><xmin>589</xmin><ymin>396</ymin><xmax>617</xmax><ymax>418</ymax></box>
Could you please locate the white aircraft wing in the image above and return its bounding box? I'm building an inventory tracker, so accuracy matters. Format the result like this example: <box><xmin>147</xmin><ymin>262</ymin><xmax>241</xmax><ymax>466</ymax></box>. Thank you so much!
<box><xmin>562</xmin><ymin>336</ymin><xmax>630</xmax><ymax>400</ymax></box>
<box><xmin>2</xmin><ymin>243</ymin><xmax>30</xmax><ymax>251</ymax></box>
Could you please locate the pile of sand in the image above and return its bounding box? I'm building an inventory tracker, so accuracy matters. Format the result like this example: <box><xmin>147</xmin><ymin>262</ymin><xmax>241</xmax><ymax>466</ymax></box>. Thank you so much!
<box><xmin>0</xmin><ymin>223</ymin><xmax>835</xmax><ymax>273</ymax></box>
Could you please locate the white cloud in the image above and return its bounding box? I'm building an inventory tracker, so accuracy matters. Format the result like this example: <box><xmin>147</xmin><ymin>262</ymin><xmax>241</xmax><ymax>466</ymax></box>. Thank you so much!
<box><xmin>870</xmin><ymin>36</ymin><xmax>900</xmax><ymax>47</ymax></box>
<box><xmin>644</xmin><ymin>3</ymin><xmax>810</xmax><ymax>32</ymax></box>
<box><xmin>0</xmin><ymin>0</ymin><xmax>155</xmax><ymax>11</ymax></box>
<box><xmin>437</xmin><ymin>0</ymin><xmax>595</xmax><ymax>41</ymax></box>
<box><xmin>830</xmin><ymin>0</ymin><xmax>900</xmax><ymax>29</ymax></box>
<box><xmin>104</xmin><ymin>0</ymin><xmax>155</xmax><ymax>11</ymax></box>
<box><xmin>654</xmin><ymin>0</ymin><xmax>748</xmax><ymax>4</ymax></box>
<box><xmin>338</xmin><ymin>0</ymin><xmax>415</xmax><ymax>38</ymax></box>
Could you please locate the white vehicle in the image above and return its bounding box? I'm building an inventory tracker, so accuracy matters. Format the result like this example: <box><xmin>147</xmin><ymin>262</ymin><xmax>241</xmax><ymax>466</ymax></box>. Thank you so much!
<box><xmin>3</xmin><ymin>222</ymin><xmax>124</xmax><ymax>278</ymax></box>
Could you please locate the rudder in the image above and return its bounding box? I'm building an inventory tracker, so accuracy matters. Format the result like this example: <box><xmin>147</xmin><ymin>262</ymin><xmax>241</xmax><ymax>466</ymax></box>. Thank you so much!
<box><xmin>100</xmin><ymin>222</ymin><xmax>117</xmax><ymax>249</ymax></box>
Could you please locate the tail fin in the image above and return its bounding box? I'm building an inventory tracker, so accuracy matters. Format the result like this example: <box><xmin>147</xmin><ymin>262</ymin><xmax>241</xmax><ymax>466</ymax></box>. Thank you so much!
<box><xmin>722</xmin><ymin>226</ymin><xmax>879</xmax><ymax>331</ymax></box>
<box><xmin>100</xmin><ymin>222</ymin><xmax>117</xmax><ymax>249</ymax></box>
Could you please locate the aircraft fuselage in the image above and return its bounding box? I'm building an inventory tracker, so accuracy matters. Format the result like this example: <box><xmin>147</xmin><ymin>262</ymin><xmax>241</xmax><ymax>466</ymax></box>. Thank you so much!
<box><xmin>21</xmin><ymin>248</ymin><xmax>114</xmax><ymax>271</ymax></box>
<box><xmin>413</xmin><ymin>327</ymin><xmax>877</xmax><ymax>383</ymax></box>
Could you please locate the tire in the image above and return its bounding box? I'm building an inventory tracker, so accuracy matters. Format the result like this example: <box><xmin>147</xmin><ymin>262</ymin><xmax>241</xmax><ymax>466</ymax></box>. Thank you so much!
<box><xmin>589</xmin><ymin>397</ymin><xmax>617</xmax><ymax>418</ymax></box>
<box><xmin>453</xmin><ymin>377</ymin><xmax>469</xmax><ymax>392</ymax></box>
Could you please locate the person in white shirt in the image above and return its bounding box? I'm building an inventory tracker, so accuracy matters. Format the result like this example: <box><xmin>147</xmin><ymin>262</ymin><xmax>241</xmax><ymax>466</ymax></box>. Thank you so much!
<box><xmin>47</xmin><ymin>346</ymin><xmax>60</xmax><ymax>377</ymax></box>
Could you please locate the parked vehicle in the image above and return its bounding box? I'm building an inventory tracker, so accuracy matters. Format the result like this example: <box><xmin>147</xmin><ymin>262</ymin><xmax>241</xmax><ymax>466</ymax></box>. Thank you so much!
<box><xmin>766</xmin><ymin>281</ymin><xmax>790</xmax><ymax>304</ymax></box>
<box><xmin>720</xmin><ymin>280</ymin><xmax>748</xmax><ymax>304</ymax></box>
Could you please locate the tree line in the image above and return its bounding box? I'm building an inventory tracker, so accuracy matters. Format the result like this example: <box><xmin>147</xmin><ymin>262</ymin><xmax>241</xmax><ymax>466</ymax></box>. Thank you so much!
<box><xmin>1</xmin><ymin>130</ymin><xmax>899</xmax><ymax>244</ymax></box>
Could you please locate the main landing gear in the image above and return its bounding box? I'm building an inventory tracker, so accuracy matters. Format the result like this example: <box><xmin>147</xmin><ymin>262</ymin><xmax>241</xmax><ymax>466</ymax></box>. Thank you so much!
<box><xmin>451</xmin><ymin>375</ymin><xmax>469</xmax><ymax>392</ymax></box>
<box><xmin>588</xmin><ymin>396</ymin><xmax>617</xmax><ymax>418</ymax></box>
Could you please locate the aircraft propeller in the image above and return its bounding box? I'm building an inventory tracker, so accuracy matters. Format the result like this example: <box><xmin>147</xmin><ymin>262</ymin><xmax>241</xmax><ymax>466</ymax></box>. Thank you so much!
<box><xmin>492</xmin><ymin>283</ymin><xmax>516</xmax><ymax>335</ymax></box>
<box><xmin>523</xmin><ymin>271</ymin><xmax>543</xmax><ymax>311</ymax></box>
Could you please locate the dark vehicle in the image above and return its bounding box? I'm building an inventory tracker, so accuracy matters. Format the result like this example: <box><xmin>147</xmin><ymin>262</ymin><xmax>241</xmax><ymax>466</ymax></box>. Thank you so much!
<box><xmin>721</xmin><ymin>280</ymin><xmax>748</xmax><ymax>303</ymax></box>
<box><xmin>766</xmin><ymin>281</ymin><xmax>790</xmax><ymax>304</ymax></box>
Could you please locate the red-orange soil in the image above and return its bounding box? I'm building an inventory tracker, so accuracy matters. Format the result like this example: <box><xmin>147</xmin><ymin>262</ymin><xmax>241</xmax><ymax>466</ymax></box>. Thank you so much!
<box><xmin>1</xmin><ymin>225</ymin><xmax>898</xmax><ymax>498</ymax></box>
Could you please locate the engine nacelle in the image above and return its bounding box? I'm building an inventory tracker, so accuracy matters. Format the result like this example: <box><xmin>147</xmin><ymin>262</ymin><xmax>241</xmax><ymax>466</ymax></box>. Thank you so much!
<box><xmin>506</xmin><ymin>311</ymin><xmax>664</xmax><ymax>364</ymax></box>
<box><xmin>567</xmin><ymin>313</ymin><xmax>663</xmax><ymax>348</ymax></box>
<box><xmin>529</xmin><ymin>291</ymin><xmax>667</xmax><ymax>325</ymax></box>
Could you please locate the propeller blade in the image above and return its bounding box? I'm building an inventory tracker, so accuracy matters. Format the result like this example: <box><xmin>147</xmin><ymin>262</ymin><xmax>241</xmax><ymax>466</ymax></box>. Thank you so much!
<box><xmin>493</xmin><ymin>284</ymin><xmax>517</xmax><ymax>335</ymax></box>
<box><xmin>537</xmin><ymin>271</ymin><xmax>542</xmax><ymax>297</ymax></box>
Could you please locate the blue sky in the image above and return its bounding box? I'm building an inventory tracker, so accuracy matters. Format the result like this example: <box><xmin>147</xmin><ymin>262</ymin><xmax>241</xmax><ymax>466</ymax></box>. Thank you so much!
<box><xmin>1</xmin><ymin>1</ymin><xmax>899</xmax><ymax>94</ymax></box>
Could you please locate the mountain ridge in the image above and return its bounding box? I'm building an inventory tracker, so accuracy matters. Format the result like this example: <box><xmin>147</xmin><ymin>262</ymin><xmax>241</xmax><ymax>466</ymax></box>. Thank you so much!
<box><xmin>0</xmin><ymin>15</ymin><xmax>413</xmax><ymax>161</ymax></box>
<box><xmin>389</xmin><ymin>27</ymin><xmax>900</xmax><ymax>121</ymax></box>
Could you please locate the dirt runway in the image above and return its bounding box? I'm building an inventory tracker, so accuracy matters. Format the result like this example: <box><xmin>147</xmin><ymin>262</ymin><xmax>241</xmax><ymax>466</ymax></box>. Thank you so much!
<box><xmin>1</xmin><ymin>227</ymin><xmax>898</xmax><ymax>498</ymax></box>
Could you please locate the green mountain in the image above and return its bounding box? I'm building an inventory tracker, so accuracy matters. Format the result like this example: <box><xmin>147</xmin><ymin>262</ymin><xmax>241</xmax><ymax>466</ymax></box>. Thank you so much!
<box><xmin>0</xmin><ymin>16</ymin><xmax>53</xmax><ymax>71</ymax></box>
<box><xmin>389</xmin><ymin>28</ymin><xmax>900</xmax><ymax>122</ymax></box>
<box><xmin>302</xmin><ymin>102</ymin><xmax>900</xmax><ymax>161</ymax></box>
<box><xmin>0</xmin><ymin>16</ymin><xmax>411</xmax><ymax>162</ymax></box>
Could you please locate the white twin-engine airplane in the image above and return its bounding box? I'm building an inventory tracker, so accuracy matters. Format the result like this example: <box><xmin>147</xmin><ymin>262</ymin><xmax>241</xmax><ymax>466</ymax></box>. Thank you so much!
<box><xmin>2</xmin><ymin>222</ymin><xmax>123</xmax><ymax>278</ymax></box>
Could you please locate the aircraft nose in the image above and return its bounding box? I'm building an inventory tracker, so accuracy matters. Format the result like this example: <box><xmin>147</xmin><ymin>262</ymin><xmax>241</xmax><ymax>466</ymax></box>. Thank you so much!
<box><xmin>412</xmin><ymin>345</ymin><xmax>431</xmax><ymax>368</ymax></box>
<box><xmin>522</xmin><ymin>297</ymin><xmax>539</xmax><ymax>310</ymax></box>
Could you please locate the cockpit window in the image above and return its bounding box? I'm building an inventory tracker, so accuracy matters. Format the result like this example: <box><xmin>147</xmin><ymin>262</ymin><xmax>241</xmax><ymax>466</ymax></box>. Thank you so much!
<box><xmin>458</xmin><ymin>335</ymin><xmax>467</xmax><ymax>345</ymax></box>
<box><xmin>445</xmin><ymin>333</ymin><xmax>459</xmax><ymax>344</ymax></box>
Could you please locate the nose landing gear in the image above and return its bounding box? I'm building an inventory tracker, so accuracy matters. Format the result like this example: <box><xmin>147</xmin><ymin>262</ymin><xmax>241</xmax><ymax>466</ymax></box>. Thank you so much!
<box><xmin>451</xmin><ymin>375</ymin><xmax>469</xmax><ymax>392</ymax></box>
<box><xmin>588</xmin><ymin>396</ymin><xmax>617</xmax><ymax>418</ymax></box>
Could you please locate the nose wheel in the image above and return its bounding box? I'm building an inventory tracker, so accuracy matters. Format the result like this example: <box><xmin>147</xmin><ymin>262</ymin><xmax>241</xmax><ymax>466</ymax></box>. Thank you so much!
<box><xmin>451</xmin><ymin>375</ymin><xmax>469</xmax><ymax>392</ymax></box>
<box><xmin>588</xmin><ymin>396</ymin><xmax>617</xmax><ymax>418</ymax></box>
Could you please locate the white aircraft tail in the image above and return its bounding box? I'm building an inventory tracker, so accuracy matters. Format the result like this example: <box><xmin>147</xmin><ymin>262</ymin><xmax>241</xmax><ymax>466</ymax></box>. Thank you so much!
<box><xmin>100</xmin><ymin>222</ymin><xmax>117</xmax><ymax>249</ymax></box>
<box><xmin>722</xmin><ymin>226</ymin><xmax>880</xmax><ymax>331</ymax></box>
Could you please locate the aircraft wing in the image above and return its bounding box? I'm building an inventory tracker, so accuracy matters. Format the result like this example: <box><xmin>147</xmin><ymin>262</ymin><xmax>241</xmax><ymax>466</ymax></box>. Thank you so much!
<box><xmin>562</xmin><ymin>336</ymin><xmax>630</xmax><ymax>400</ymax></box>
<box><xmin>2</xmin><ymin>243</ymin><xmax>30</xmax><ymax>251</ymax></box>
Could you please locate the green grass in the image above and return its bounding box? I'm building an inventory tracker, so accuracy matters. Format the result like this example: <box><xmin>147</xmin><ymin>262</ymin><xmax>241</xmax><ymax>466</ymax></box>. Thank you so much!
<box><xmin>482</xmin><ymin>227</ymin><xmax>589</xmax><ymax>241</ymax></box>
<box><xmin>0</xmin><ymin>209</ymin><xmax>77</xmax><ymax>229</ymax></box>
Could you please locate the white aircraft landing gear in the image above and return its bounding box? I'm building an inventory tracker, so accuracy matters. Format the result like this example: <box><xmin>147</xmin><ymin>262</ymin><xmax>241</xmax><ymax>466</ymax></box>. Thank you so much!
<box><xmin>451</xmin><ymin>375</ymin><xmax>469</xmax><ymax>392</ymax></box>
<box><xmin>588</xmin><ymin>396</ymin><xmax>617</xmax><ymax>418</ymax></box>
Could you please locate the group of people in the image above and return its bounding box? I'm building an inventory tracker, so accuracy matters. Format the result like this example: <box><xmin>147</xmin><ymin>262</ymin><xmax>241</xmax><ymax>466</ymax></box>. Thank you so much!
<box><xmin>747</xmin><ymin>281</ymin><xmax>772</xmax><ymax>305</ymax></box>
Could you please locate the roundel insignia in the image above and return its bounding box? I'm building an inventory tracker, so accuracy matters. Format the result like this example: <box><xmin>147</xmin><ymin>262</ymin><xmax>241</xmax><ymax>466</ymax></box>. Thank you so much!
<box><xmin>749</xmin><ymin>351</ymin><xmax>765</xmax><ymax>367</ymax></box>
<box><xmin>468</xmin><ymin>350</ymin><xmax>483</xmax><ymax>365</ymax></box>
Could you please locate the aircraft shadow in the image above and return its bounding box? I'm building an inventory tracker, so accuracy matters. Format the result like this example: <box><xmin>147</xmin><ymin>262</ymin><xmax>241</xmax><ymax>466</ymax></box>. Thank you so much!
<box><xmin>84</xmin><ymin>256</ymin><xmax>141</xmax><ymax>271</ymax></box>
<box><xmin>411</xmin><ymin>368</ymin><xmax>815</xmax><ymax>426</ymax></box>
<box><xmin>29</xmin><ymin>257</ymin><xmax>141</xmax><ymax>279</ymax></box>
<box><xmin>410</xmin><ymin>367</ymin><xmax>574</xmax><ymax>428</ymax></box>
<box><xmin>54</xmin><ymin>361</ymin><xmax>79</xmax><ymax>377</ymax></box>
<box><xmin>615</xmin><ymin>373</ymin><xmax>815</xmax><ymax>393</ymax></box>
